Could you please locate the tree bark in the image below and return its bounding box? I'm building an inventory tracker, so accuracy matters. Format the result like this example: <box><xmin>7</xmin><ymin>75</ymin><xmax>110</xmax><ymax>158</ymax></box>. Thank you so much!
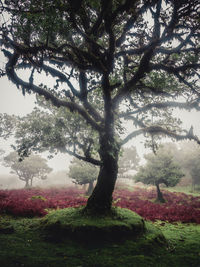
<box><xmin>156</xmin><ymin>183</ymin><xmax>165</xmax><ymax>203</ymax></box>
<box><xmin>85</xmin><ymin>134</ymin><xmax>120</xmax><ymax>213</ymax></box>
<box><xmin>86</xmin><ymin>181</ymin><xmax>94</xmax><ymax>196</ymax></box>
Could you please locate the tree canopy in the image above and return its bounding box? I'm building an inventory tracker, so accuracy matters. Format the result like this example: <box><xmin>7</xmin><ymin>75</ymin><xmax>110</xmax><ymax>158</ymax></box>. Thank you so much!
<box><xmin>134</xmin><ymin>148</ymin><xmax>184</xmax><ymax>202</ymax></box>
<box><xmin>0</xmin><ymin>113</ymin><xmax>17</xmax><ymax>140</ymax></box>
<box><xmin>3</xmin><ymin>152</ymin><xmax>52</xmax><ymax>188</ymax></box>
<box><xmin>0</xmin><ymin>0</ymin><xmax>200</xmax><ymax>212</ymax></box>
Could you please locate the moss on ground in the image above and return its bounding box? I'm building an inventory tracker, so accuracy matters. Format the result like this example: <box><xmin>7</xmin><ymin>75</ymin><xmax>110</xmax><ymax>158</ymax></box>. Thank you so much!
<box><xmin>0</xmin><ymin>208</ymin><xmax>200</xmax><ymax>266</ymax></box>
<box><xmin>42</xmin><ymin>207</ymin><xmax>149</xmax><ymax>242</ymax></box>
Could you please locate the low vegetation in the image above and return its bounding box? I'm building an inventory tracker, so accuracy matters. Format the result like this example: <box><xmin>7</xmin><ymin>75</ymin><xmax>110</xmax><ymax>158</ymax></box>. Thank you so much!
<box><xmin>42</xmin><ymin>207</ymin><xmax>148</xmax><ymax>243</ymax></box>
<box><xmin>0</xmin><ymin>187</ymin><xmax>200</xmax><ymax>224</ymax></box>
<box><xmin>0</xmin><ymin>199</ymin><xmax>200</xmax><ymax>266</ymax></box>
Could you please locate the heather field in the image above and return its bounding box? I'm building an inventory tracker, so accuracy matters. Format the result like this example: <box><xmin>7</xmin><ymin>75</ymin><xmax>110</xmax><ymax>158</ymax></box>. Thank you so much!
<box><xmin>0</xmin><ymin>187</ymin><xmax>200</xmax><ymax>223</ymax></box>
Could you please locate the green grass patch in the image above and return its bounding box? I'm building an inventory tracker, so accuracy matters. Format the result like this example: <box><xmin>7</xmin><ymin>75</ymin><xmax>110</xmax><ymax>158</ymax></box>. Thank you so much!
<box><xmin>167</xmin><ymin>186</ymin><xmax>200</xmax><ymax>196</ymax></box>
<box><xmin>0</xmin><ymin>210</ymin><xmax>200</xmax><ymax>266</ymax></box>
<box><xmin>42</xmin><ymin>207</ymin><xmax>148</xmax><ymax>242</ymax></box>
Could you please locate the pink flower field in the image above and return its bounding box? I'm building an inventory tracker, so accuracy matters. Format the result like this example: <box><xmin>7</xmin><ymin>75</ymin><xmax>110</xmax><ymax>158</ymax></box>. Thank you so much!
<box><xmin>113</xmin><ymin>188</ymin><xmax>200</xmax><ymax>224</ymax></box>
<box><xmin>0</xmin><ymin>187</ymin><xmax>200</xmax><ymax>224</ymax></box>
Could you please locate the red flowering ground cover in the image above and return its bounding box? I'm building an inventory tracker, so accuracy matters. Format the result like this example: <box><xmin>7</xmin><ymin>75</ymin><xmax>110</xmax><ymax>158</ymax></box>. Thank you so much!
<box><xmin>0</xmin><ymin>186</ymin><xmax>200</xmax><ymax>223</ymax></box>
<box><xmin>113</xmin><ymin>187</ymin><xmax>200</xmax><ymax>224</ymax></box>
<box><xmin>0</xmin><ymin>187</ymin><xmax>87</xmax><ymax>217</ymax></box>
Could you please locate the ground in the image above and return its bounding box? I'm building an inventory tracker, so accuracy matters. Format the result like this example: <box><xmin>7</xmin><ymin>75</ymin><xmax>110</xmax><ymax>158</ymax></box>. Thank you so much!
<box><xmin>0</xmin><ymin>186</ymin><xmax>200</xmax><ymax>266</ymax></box>
<box><xmin>0</xmin><ymin>210</ymin><xmax>200</xmax><ymax>266</ymax></box>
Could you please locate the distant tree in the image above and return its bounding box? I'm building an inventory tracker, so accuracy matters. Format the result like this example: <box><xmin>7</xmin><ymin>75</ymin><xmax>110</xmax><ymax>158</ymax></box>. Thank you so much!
<box><xmin>1</xmin><ymin>0</ymin><xmax>200</xmax><ymax>213</ymax></box>
<box><xmin>69</xmin><ymin>158</ymin><xmax>99</xmax><ymax>195</ymax></box>
<box><xmin>118</xmin><ymin>146</ymin><xmax>140</xmax><ymax>179</ymax></box>
<box><xmin>134</xmin><ymin>149</ymin><xmax>184</xmax><ymax>202</ymax></box>
<box><xmin>176</xmin><ymin>142</ymin><xmax>200</xmax><ymax>191</ymax></box>
<box><xmin>12</xmin><ymin>104</ymin><xmax>98</xmax><ymax>162</ymax></box>
<box><xmin>3</xmin><ymin>152</ymin><xmax>52</xmax><ymax>188</ymax></box>
<box><xmin>0</xmin><ymin>113</ymin><xmax>17</xmax><ymax>139</ymax></box>
<box><xmin>160</xmin><ymin>141</ymin><xmax>200</xmax><ymax>191</ymax></box>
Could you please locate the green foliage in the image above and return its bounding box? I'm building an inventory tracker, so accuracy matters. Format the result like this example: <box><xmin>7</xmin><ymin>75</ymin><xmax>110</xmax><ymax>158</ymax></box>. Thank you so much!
<box><xmin>69</xmin><ymin>158</ymin><xmax>99</xmax><ymax>195</ymax></box>
<box><xmin>31</xmin><ymin>195</ymin><xmax>47</xmax><ymax>201</ymax></box>
<box><xmin>3</xmin><ymin>152</ymin><xmax>52</xmax><ymax>187</ymax></box>
<box><xmin>69</xmin><ymin>158</ymin><xmax>99</xmax><ymax>185</ymax></box>
<box><xmin>0</xmin><ymin>113</ymin><xmax>17</xmax><ymax>140</ymax></box>
<box><xmin>13</xmin><ymin>104</ymin><xmax>99</xmax><ymax>162</ymax></box>
<box><xmin>134</xmin><ymin>148</ymin><xmax>184</xmax><ymax>188</ymax></box>
<box><xmin>160</xmin><ymin>141</ymin><xmax>200</xmax><ymax>190</ymax></box>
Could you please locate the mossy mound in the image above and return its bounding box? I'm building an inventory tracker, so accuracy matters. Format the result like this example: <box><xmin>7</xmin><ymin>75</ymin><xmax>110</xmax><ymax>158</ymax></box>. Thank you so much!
<box><xmin>0</xmin><ymin>219</ymin><xmax>14</xmax><ymax>234</ymax></box>
<box><xmin>42</xmin><ymin>207</ymin><xmax>166</xmax><ymax>245</ymax></box>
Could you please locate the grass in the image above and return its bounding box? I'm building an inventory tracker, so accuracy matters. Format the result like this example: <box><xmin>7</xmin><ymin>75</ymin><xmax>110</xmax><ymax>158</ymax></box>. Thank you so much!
<box><xmin>0</xmin><ymin>207</ymin><xmax>200</xmax><ymax>267</ymax></box>
<box><xmin>42</xmin><ymin>207</ymin><xmax>147</xmax><ymax>242</ymax></box>
<box><xmin>167</xmin><ymin>185</ymin><xmax>200</xmax><ymax>196</ymax></box>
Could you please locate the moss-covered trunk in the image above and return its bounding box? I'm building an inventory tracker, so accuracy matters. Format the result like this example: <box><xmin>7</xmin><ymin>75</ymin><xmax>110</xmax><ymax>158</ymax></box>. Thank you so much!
<box><xmin>86</xmin><ymin>134</ymin><xmax>120</xmax><ymax>213</ymax></box>
<box><xmin>86</xmin><ymin>76</ymin><xmax>120</xmax><ymax>213</ymax></box>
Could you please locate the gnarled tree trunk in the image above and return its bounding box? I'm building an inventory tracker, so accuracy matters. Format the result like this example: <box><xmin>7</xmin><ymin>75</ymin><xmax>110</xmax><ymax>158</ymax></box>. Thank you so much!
<box><xmin>86</xmin><ymin>134</ymin><xmax>120</xmax><ymax>213</ymax></box>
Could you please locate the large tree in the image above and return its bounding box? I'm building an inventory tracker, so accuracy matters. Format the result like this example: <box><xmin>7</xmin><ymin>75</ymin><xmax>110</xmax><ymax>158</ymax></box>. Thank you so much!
<box><xmin>134</xmin><ymin>149</ymin><xmax>184</xmax><ymax>202</ymax></box>
<box><xmin>0</xmin><ymin>0</ymin><xmax>200</xmax><ymax>212</ymax></box>
<box><xmin>3</xmin><ymin>152</ymin><xmax>52</xmax><ymax>188</ymax></box>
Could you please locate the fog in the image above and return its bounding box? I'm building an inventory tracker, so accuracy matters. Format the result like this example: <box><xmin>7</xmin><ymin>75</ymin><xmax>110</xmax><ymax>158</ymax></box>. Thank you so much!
<box><xmin>0</xmin><ymin>171</ymin><xmax>76</xmax><ymax>190</ymax></box>
<box><xmin>0</xmin><ymin>56</ymin><xmax>200</xmax><ymax>190</ymax></box>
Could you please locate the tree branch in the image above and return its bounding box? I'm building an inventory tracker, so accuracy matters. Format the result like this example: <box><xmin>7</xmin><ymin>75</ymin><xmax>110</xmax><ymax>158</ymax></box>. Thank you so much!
<box><xmin>5</xmin><ymin>52</ymin><xmax>103</xmax><ymax>132</ymax></box>
<box><xmin>64</xmin><ymin>148</ymin><xmax>101</xmax><ymax>166</ymax></box>
<box><xmin>113</xmin><ymin>39</ymin><xmax>160</xmax><ymax>106</ymax></box>
<box><xmin>120</xmin><ymin>99</ymin><xmax>200</xmax><ymax>117</ymax></box>
<box><xmin>121</xmin><ymin>125</ymin><xmax>200</xmax><ymax>146</ymax></box>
